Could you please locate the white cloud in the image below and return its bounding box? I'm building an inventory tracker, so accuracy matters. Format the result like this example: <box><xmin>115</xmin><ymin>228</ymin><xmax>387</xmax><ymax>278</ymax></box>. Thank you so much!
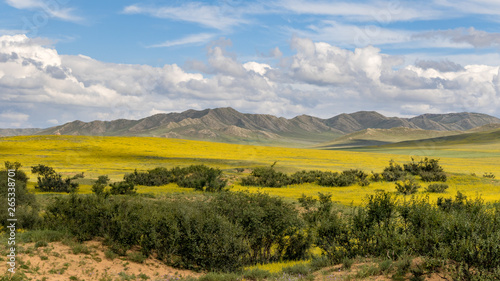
<box><xmin>243</xmin><ymin>62</ymin><xmax>272</xmax><ymax>75</ymax></box>
<box><xmin>0</xmin><ymin>34</ymin><xmax>500</xmax><ymax>128</ymax></box>
<box><xmin>276</xmin><ymin>0</ymin><xmax>442</xmax><ymax>22</ymax></box>
<box><xmin>413</xmin><ymin>27</ymin><xmax>500</xmax><ymax>48</ymax></box>
<box><xmin>123</xmin><ymin>3</ymin><xmax>248</xmax><ymax>31</ymax></box>
<box><xmin>5</xmin><ymin>0</ymin><xmax>83</xmax><ymax>22</ymax></box>
<box><xmin>287</xmin><ymin>37</ymin><xmax>388</xmax><ymax>85</ymax></box>
<box><xmin>0</xmin><ymin>111</ymin><xmax>29</xmax><ymax>122</ymax></box>
<box><xmin>148</xmin><ymin>33</ymin><xmax>216</xmax><ymax>48</ymax></box>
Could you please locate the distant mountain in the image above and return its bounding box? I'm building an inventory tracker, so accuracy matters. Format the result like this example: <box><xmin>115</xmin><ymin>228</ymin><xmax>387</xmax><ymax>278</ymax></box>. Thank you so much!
<box><xmin>372</xmin><ymin>127</ymin><xmax>500</xmax><ymax>149</ymax></box>
<box><xmin>316</xmin><ymin>127</ymin><xmax>462</xmax><ymax>149</ymax></box>
<box><xmin>5</xmin><ymin>107</ymin><xmax>500</xmax><ymax>147</ymax></box>
<box><xmin>0</xmin><ymin>128</ymin><xmax>43</xmax><ymax>137</ymax></box>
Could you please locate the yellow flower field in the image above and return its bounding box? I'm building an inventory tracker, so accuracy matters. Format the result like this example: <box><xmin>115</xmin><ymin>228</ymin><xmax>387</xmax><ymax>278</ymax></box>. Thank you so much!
<box><xmin>1</xmin><ymin>135</ymin><xmax>499</xmax><ymax>204</ymax></box>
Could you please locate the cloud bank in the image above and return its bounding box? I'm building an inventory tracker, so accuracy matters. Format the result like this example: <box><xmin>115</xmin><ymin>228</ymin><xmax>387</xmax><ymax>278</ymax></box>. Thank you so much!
<box><xmin>0</xmin><ymin>34</ymin><xmax>499</xmax><ymax>128</ymax></box>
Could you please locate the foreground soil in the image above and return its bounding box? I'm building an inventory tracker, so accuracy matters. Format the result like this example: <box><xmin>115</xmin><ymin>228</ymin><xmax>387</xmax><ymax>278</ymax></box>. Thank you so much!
<box><xmin>2</xmin><ymin>240</ymin><xmax>200</xmax><ymax>281</ymax></box>
<box><xmin>2</xmin><ymin>240</ymin><xmax>451</xmax><ymax>281</ymax></box>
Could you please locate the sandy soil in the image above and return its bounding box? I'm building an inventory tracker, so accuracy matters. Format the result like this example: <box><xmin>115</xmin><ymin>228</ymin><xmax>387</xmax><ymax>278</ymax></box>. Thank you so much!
<box><xmin>2</xmin><ymin>240</ymin><xmax>201</xmax><ymax>281</ymax></box>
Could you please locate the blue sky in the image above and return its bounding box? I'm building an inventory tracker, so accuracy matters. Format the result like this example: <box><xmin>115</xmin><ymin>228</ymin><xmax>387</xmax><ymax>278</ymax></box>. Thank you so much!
<box><xmin>1</xmin><ymin>0</ymin><xmax>500</xmax><ymax>128</ymax></box>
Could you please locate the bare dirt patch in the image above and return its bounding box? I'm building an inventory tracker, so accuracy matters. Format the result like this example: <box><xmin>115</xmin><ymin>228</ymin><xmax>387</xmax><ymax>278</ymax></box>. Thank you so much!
<box><xmin>2</xmin><ymin>240</ymin><xmax>201</xmax><ymax>281</ymax></box>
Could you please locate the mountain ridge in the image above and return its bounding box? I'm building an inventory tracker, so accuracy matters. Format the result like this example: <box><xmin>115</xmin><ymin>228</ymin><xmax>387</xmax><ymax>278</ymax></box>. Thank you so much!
<box><xmin>2</xmin><ymin>108</ymin><xmax>500</xmax><ymax>146</ymax></box>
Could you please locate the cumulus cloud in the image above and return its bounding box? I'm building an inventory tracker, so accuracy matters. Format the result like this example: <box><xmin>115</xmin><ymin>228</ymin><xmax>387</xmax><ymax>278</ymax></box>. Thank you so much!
<box><xmin>0</xmin><ymin>34</ymin><xmax>499</xmax><ymax>128</ymax></box>
<box><xmin>287</xmin><ymin>37</ymin><xmax>388</xmax><ymax>85</ymax></box>
<box><xmin>415</xmin><ymin>59</ymin><xmax>464</xmax><ymax>72</ymax></box>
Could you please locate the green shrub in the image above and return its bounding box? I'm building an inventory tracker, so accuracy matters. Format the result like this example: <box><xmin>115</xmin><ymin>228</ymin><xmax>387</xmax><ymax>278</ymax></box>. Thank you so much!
<box><xmin>92</xmin><ymin>175</ymin><xmax>110</xmax><ymax>195</ymax></box>
<box><xmin>198</xmin><ymin>272</ymin><xmax>241</xmax><ymax>281</ymax></box>
<box><xmin>378</xmin><ymin>259</ymin><xmax>393</xmax><ymax>273</ymax></box>
<box><xmin>109</xmin><ymin>181</ymin><xmax>136</xmax><ymax>195</ymax></box>
<box><xmin>426</xmin><ymin>183</ymin><xmax>449</xmax><ymax>193</ymax></box>
<box><xmin>125</xmin><ymin>165</ymin><xmax>227</xmax><ymax>191</ymax></box>
<box><xmin>342</xmin><ymin>257</ymin><xmax>354</xmax><ymax>270</ymax></box>
<box><xmin>127</xmin><ymin>252</ymin><xmax>146</xmax><ymax>263</ymax></box>
<box><xmin>211</xmin><ymin>191</ymin><xmax>308</xmax><ymax>263</ymax></box>
<box><xmin>31</xmin><ymin>164</ymin><xmax>79</xmax><ymax>193</ymax></box>
<box><xmin>243</xmin><ymin>268</ymin><xmax>273</xmax><ymax>280</ymax></box>
<box><xmin>0</xmin><ymin>162</ymin><xmax>40</xmax><ymax>229</ymax></box>
<box><xmin>382</xmin><ymin>160</ymin><xmax>407</xmax><ymax>181</ymax></box>
<box><xmin>404</xmin><ymin>158</ymin><xmax>447</xmax><ymax>182</ymax></box>
<box><xmin>35</xmin><ymin>241</ymin><xmax>48</xmax><ymax>248</ymax></box>
<box><xmin>241</xmin><ymin>166</ymin><xmax>290</xmax><ymax>187</ymax></box>
<box><xmin>177</xmin><ymin>165</ymin><xmax>227</xmax><ymax>192</ymax></box>
<box><xmin>105</xmin><ymin>250</ymin><xmax>118</xmax><ymax>260</ymax></box>
<box><xmin>483</xmin><ymin>172</ymin><xmax>496</xmax><ymax>179</ymax></box>
<box><xmin>371</xmin><ymin>171</ymin><xmax>382</xmax><ymax>182</ymax></box>
<box><xmin>420</xmin><ymin>171</ymin><xmax>447</xmax><ymax>182</ymax></box>
<box><xmin>71</xmin><ymin>243</ymin><xmax>91</xmax><ymax>255</ymax></box>
<box><xmin>290</xmin><ymin>170</ymin><xmax>324</xmax><ymax>184</ymax></box>
<box><xmin>282</xmin><ymin>263</ymin><xmax>311</xmax><ymax>276</ymax></box>
<box><xmin>309</xmin><ymin>256</ymin><xmax>331</xmax><ymax>271</ymax></box>
<box><xmin>395</xmin><ymin>176</ymin><xmax>421</xmax><ymax>195</ymax></box>
<box><xmin>17</xmin><ymin>230</ymin><xmax>66</xmax><ymax>243</ymax></box>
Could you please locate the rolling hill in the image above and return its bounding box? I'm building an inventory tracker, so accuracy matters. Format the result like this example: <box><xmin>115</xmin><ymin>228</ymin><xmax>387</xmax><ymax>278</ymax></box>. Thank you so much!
<box><xmin>2</xmin><ymin>108</ymin><xmax>499</xmax><ymax>146</ymax></box>
<box><xmin>316</xmin><ymin>127</ymin><xmax>463</xmax><ymax>149</ymax></box>
<box><xmin>0</xmin><ymin>128</ymin><xmax>43</xmax><ymax>137</ymax></box>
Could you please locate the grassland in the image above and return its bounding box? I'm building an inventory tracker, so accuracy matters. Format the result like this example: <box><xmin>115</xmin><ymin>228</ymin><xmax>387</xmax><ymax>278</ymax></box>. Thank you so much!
<box><xmin>1</xmin><ymin>134</ymin><xmax>500</xmax><ymax>280</ymax></box>
<box><xmin>0</xmin><ymin>135</ymin><xmax>498</xmax><ymax>205</ymax></box>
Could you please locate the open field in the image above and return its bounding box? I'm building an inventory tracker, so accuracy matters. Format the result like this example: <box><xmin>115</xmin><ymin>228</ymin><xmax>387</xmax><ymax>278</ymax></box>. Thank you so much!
<box><xmin>1</xmin><ymin>135</ymin><xmax>499</xmax><ymax>204</ymax></box>
<box><xmin>1</xmin><ymin>134</ymin><xmax>500</xmax><ymax>280</ymax></box>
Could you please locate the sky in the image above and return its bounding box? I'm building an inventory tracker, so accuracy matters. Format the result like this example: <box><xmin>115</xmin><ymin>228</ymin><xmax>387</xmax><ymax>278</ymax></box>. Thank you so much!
<box><xmin>1</xmin><ymin>0</ymin><xmax>500</xmax><ymax>128</ymax></box>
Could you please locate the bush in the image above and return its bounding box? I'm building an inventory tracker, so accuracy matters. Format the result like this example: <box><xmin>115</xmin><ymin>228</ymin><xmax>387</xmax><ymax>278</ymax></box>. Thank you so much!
<box><xmin>404</xmin><ymin>158</ymin><xmax>447</xmax><ymax>182</ymax></box>
<box><xmin>211</xmin><ymin>191</ymin><xmax>309</xmax><ymax>263</ymax></box>
<box><xmin>243</xmin><ymin>268</ymin><xmax>273</xmax><ymax>280</ymax></box>
<box><xmin>371</xmin><ymin>171</ymin><xmax>382</xmax><ymax>182</ymax></box>
<box><xmin>109</xmin><ymin>181</ymin><xmax>136</xmax><ymax>195</ymax></box>
<box><xmin>127</xmin><ymin>252</ymin><xmax>147</xmax><ymax>263</ymax></box>
<box><xmin>0</xmin><ymin>162</ymin><xmax>40</xmax><ymax>229</ymax></box>
<box><xmin>92</xmin><ymin>175</ymin><xmax>110</xmax><ymax>195</ymax></box>
<box><xmin>382</xmin><ymin>160</ymin><xmax>407</xmax><ymax>181</ymax></box>
<box><xmin>282</xmin><ymin>263</ymin><xmax>311</xmax><ymax>276</ymax></box>
<box><xmin>420</xmin><ymin>171</ymin><xmax>447</xmax><ymax>182</ymax></box>
<box><xmin>241</xmin><ymin>166</ymin><xmax>290</xmax><ymax>187</ymax></box>
<box><xmin>125</xmin><ymin>165</ymin><xmax>227</xmax><ymax>192</ymax></box>
<box><xmin>31</xmin><ymin>164</ymin><xmax>79</xmax><ymax>193</ymax></box>
<box><xmin>426</xmin><ymin>183</ymin><xmax>449</xmax><ymax>193</ymax></box>
<box><xmin>290</xmin><ymin>170</ymin><xmax>324</xmax><ymax>184</ymax></box>
<box><xmin>395</xmin><ymin>177</ymin><xmax>421</xmax><ymax>195</ymax></box>
<box><xmin>483</xmin><ymin>172</ymin><xmax>496</xmax><ymax>179</ymax></box>
<box><xmin>177</xmin><ymin>165</ymin><xmax>227</xmax><ymax>192</ymax></box>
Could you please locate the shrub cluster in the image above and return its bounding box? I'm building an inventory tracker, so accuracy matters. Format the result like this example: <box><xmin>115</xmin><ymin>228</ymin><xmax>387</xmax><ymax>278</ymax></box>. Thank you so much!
<box><xmin>43</xmin><ymin>191</ymin><xmax>306</xmax><ymax>272</ymax></box>
<box><xmin>382</xmin><ymin>158</ymin><xmax>447</xmax><ymax>182</ymax></box>
<box><xmin>426</xmin><ymin>183</ymin><xmax>449</xmax><ymax>193</ymax></box>
<box><xmin>31</xmin><ymin>164</ymin><xmax>79</xmax><ymax>193</ymax></box>
<box><xmin>241</xmin><ymin>166</ymin><xmax>369</xmax><ymax>188</ymax></box>
<box><xmin>404</xmin><ymin>157</ymin><xmax>447</xmax><ymax>182</ymax></box>
<box><xmin>124</xmin><ymin>165</ymin><xmax>227</xmax><ymax>192</ymax></box>
<box><xmin>0</xmin><ymin>162</ymin><xmax>40</xmax><ymax>229</ymax></box>
<box><xmin>300</xmin><ymin>191</ymin><xmax>500</xmax><ymax>278</ymax></box>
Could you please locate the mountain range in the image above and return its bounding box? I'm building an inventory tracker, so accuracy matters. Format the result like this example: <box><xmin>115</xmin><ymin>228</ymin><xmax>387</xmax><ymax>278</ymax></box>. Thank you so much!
<box><xmin>2</xmin><ymin>108</ymin><xmax>500</xmax><ymax>147</ymax></box>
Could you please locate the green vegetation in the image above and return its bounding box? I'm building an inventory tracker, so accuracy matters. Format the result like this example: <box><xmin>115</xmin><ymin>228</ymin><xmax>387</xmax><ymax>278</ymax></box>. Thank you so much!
<box><xmin>124</xmin><ymin>164</ymin><xmax>227</xmax><ymax>192</ymax></box>
<box><xmin>426</xmin><ymin>183</ymin><xmax>449</xmax><ymax>193</ymax></box>
<box><xmin>241</xmin><ymin>166</ymin><xmax>369</xmax><ymax>188</ymax></box>
<box><xmin>2</xmin><ymin>153</ymin><xmax>500</xmax><ymax>280</ymax></box>
<box><xmin>31</xmin><ymin>164</ymin><xmax>80</xmax><ymax>193</ymax></box>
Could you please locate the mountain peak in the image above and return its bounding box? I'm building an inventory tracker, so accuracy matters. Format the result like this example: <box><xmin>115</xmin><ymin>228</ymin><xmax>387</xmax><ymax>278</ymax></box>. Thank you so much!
<box><xmin>21</xmin><ymin>107</ymin><xmax>500</xmax><ymax>146</ymax></box>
